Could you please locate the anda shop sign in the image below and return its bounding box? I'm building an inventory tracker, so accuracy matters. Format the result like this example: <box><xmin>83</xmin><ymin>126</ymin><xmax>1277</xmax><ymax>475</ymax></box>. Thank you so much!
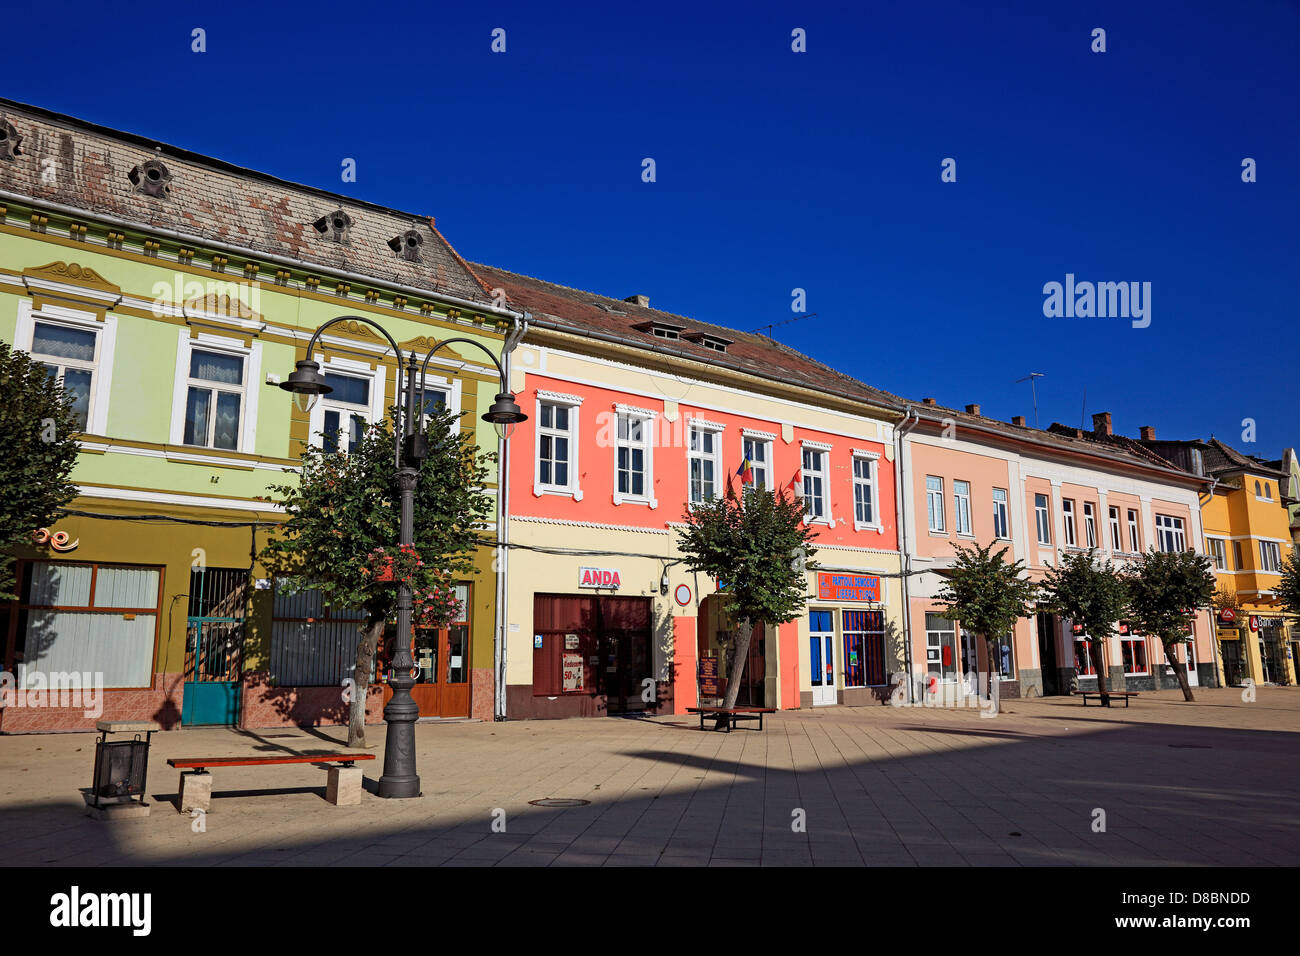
<box><xmin>578</xmin><ymin>567</ymin><xmax>622</xmax><ymax>589</ymax></box>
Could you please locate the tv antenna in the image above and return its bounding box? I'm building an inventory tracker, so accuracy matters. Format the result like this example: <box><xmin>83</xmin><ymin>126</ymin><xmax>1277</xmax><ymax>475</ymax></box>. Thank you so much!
<box><xmin>750</xmin><ymin>313</ymin><xmax>819</xmax><ymax>338</ymax></box>
<box><xmin>1015</xmin><ymin>372</ymin><xmax>1045</xmax><ymax>428</ymax></box>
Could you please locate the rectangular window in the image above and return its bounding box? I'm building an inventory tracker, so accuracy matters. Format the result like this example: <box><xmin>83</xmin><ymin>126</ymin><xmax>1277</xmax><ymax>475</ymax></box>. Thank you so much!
<box><xmin>1207</xmin><ymin>537</ymin><xmax>1227</xmax><ymax>571</ymax></box>
<box><xmin>320</xmin><ymin>371</ymin><xmax>371</xmax><ymax>454</ymax></box>
<box><xmin>1062</xmin><ymin>499</ymin><xmax>1077</xmax><ymax>546</ymax></box>
<box><xmin>1259</xmin><ymin>540</ymin><xmax>1282</xmax><ymax>573</ymax></box>
<box><xmin>31</xmin><ymin>320</ymin><xmax>99</xmax><ymax>431</ymax></box>
<box><xmin>1083</xmin><ymin>502</ymin><xmax>1097</xmax><ymax>548</ymax></box>
<box><xmin>1128</xmin><ymin>509</ymin><xmax>1141</xmax><ymax>553</ymax></box>
<box><xmin>1074</xmin><ymin>633</ymin><xmax>1097</xmax><ymax>676</ymax></box>
<box><xmin>742</xmin><ymin>437</ymin><xmax>771</xmax><ymax>490</ymax></box>
<box><xmin>1121</xmin><ymin>634</ymin><xmax>1149</xmax><ymax>675</ymax></box>
<box><xmin>689</xmin><ymin>425</ymin><xmax>722</xmax><ymax>505</ymax></box>
<box><xmin>992</xmin><ymin>488</ymin><xmax>1009</xmax><ymax>539</ymax></box>
<box><xmin>1155</xmin><ymin>514</ymin><xmax>1186</xmax><ymax>553</ymax></box>
<box><xmin>1109</xmin><ymin>507</ymin><xmax>1122</xmax><ymax>551</ymax></box>
<box><xmin>538</xmin><ymin>401</ymin><xmax>574</xmax><ymax>490</ymax></box>
<box><xmin>1233</xmin><ymin>541</ymin><xmax>1244</xmax><ymax>570</ymax></box>
<box><xmin>1035</xmin><ymin>494</ymin><xmax>1051</xmax><ymax>544</ymax></box>
<box><xmin>184</xmin><ymin>348</ymin><xmax>245</xmax><ymax>450</ymax></box>
<box><xmin>11</xmin><ymin>561</ymin><xmax>160</xmax><ymax>688</ymax></box>
<box><xmin>925</xmin><ymin>612</ymin><xmax>957</xmax><ymax>682</ymax></box>
<box><xmin>853</xmin><ymin>456</ymin><xmax>877</xmax><ymax>527</ymax></box>
<box><xmin>954</xmin><ymin>480</ymin><xmax>972</xmax><ymax>535</ymax></box>
<box><xmin>802</xmin><ymin>448</ymin><xmax>829</xmax><ymax>521</ymax></box>
<box><xmin>841</xmin><ymin>609</ymin><xmax>886</xmax><ymax>687</ymax></box>
<box><xmin>616</xmin><ymin>412</ymin><xmax>650</xmax><ymax>499</ymax></box>
<box><xmin>927</xmin><ymin>476</ymin><xmax>945</xmax><ymax>532</ymax></box>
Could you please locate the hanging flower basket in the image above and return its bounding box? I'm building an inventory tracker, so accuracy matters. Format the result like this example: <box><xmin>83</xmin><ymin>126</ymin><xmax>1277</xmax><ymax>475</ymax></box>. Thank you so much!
<box><xmin>360</xmin><ymin>545</ymin><xmax>424</xmax><ymax>586</ymax></box>
<box><xmin>414</xmin><ymin>584</ymin><xmax>463</xmax><ymax>629</ymax></box>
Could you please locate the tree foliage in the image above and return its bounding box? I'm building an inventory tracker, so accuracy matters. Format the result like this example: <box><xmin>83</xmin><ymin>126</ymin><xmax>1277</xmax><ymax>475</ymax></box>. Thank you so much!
<box><xmin>1124</xmin><ymin>548</ymin><xmax>1216</xmax><ymax>701</ymax></box>
<box><xmin>1039</xmin><ymin>549</ymin><xmax>1127</xmax><ymax>702</ymax></box>
<box><xmin>0</xmin><ymin>342</ymin><xmax>80</xmax><ymax>600</ymax></box>
<box><xmin>675</xmin><ymin>483</ymin><xmax>819</xmax><ymax>711</ymax></box>
<box><xmin>1277</xmin><ymin>550</ymin><xmax>1300</xmax><ymax>622</ymax></box>
<box><xmin>933</xmin><ymin>542</ymin><xmax>1038</xmax><ymax>697</ymax></box>
<box><xmin>259</xmin><ymin>405</ymin><xmax>493</xmax><ymax>743</ymax></box>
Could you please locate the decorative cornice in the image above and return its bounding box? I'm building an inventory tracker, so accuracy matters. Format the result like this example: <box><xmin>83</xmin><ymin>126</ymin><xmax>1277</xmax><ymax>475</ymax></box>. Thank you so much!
<box><xmin>22</xmin><ymin>260</ymin><xmax>120</xmax><ymax>294</ymax></box>
<box><xmin>800</xmin><ymin>439</ymin><xmax>833</xmax><ymax>452</ymax></box>
<box><xmin>742</xmin><ymin>428</ymin><xmax>778</xmax><ymax>442</ymax></box>
<box><xmin>183</xmin><ymin>292</ymin><xmax>264</xmax><ymax>325</ymax></box>
<box><xmin>687</xmin><ymin>416</ymin><xmax>727</xmax><ymax>431</ymax></box>
<box><xmin>512</xmin><ymin>514</ymin><xmax>671</xmax><ymax>535</ymax></box>
<box><xmin>615</xmin><ymin>402</ymin><xmax>658</xmax><ymax>419</ymax></box>
<box><xmin>536</xmin><ymin>389</ymin><xmax>585</xmax><ymax>406</ymax></box>
<box><xmin>852</xmin><ymin>448</ymin><xmax>881</xmax><ymax>460</ymax></box>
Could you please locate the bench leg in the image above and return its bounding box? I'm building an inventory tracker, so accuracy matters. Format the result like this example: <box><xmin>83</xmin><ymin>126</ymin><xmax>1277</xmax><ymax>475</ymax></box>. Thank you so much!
<box><xmin>178</xmin><ymin>771</ymin><xmax>212</xmax><ymax>813</ymax></box>
<box><xmin>326</xmin><ymin>765</ymin><xmax>363</xmax><ymax>806</ymax></box>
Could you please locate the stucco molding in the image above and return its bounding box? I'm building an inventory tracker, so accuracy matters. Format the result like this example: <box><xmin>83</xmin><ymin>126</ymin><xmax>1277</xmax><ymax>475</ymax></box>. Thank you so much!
<box><xmin>512</xmin><ymin>514</ymin><xmax>671</xmax><ymax>535</ymax></box>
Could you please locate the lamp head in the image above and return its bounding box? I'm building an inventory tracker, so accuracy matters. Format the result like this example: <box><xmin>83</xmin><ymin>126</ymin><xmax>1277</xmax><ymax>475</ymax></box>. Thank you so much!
<box><xmin>280</xmin><ymin>359</ymin><xmax>332</xmax><ymax>413</ymax></box>
<box><xmin>482</xmin><ymin>391</ymin><xmax>526</xmax><ymax>441</ymax></box>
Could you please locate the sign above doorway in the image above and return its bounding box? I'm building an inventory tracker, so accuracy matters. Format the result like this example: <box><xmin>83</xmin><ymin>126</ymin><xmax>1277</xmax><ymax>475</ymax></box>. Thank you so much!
<box><xmin>578</xmin><ymin>567</ymin><xmax>622</xmax><ymax>589</ymax></box>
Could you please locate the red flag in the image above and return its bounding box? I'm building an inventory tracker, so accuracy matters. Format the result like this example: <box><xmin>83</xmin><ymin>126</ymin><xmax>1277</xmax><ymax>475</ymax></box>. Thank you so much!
<box><xmin>726</xmin><ymin>471</ymin><xmax>739</xmax><ymax>502</ymax></box>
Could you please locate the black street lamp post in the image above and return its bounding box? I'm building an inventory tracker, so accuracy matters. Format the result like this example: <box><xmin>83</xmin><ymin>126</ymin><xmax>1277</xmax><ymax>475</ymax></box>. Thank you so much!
<box><xmin>281</xmin><ymin>314</ymin><xmax>525</xmax><ymax>798</ymax></box>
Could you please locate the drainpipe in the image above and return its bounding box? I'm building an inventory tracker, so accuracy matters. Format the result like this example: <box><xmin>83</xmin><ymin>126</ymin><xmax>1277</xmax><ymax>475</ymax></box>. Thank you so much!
<box><xmin>1200</xmin><ymin>476</ymin><xmax>1223</xmax><ymax>689</ymax></box>
<box><xmin>893</xmin><ymin>404</ymin><xmax>920</xmax><ymax>703</ymax></box>
<box><xmin>494</xmin><ymin>313</ymin><xmax>528</xmax><ymax>719</ymax></box>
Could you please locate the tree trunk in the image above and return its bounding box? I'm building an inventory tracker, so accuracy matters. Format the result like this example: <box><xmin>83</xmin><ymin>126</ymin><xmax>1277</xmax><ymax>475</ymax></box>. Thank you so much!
<box><xmin>982</xmin><ymin>634</ymin><xmax>996</xmax><ymax>700</ymax></box>
<box><xmin>717</xmin><ymin>617</ymin><xmax>754</xmax><ymax>727</ymax></box>
<box><xmin>1090</xmin><ymin>636</ymin><xmax>1111</xmax><ymax>706</ymax></box>
<box><xmin>348</xmin><ymin>615</ymin><xmax>385</xmax><ymax>748</ymax></box>
<box><xmin>1165</xmin><ymin>640</ymin><xmax>1195</xmax><ymax>702</ymax></box>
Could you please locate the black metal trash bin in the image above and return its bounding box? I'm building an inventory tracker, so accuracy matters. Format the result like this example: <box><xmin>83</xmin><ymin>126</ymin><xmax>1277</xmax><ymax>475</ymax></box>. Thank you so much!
<box><xmin>90</xmin><ymin>721</ymin><xmax>159</xmax><ymax>810</ymax></box>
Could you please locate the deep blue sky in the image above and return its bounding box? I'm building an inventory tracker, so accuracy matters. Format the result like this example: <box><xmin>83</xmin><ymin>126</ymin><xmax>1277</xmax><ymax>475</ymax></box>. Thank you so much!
<box><xmin>5</xmin><ymin>1</ymin><xmax>1297</xmax><ymax>450</ymax></box>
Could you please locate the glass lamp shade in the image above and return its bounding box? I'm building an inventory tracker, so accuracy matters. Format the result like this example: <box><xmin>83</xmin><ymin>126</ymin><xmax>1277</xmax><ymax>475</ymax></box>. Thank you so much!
<box><xmin>280</xmin><ymin>359</ymin><xmax>332</xmax><ymax>413</ymax></box>
<box><xmin>482</xmin><ymin>392</ymin><xmax>526</xmax><ymax>442</ymax></box>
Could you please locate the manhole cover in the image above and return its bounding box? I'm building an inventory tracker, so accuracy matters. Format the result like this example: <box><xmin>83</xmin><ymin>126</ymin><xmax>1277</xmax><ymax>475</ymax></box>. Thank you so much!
<box><xmin>529</xmin><ymin>798</ymin><xmax>591</xmax><ymax>808</ymax></box>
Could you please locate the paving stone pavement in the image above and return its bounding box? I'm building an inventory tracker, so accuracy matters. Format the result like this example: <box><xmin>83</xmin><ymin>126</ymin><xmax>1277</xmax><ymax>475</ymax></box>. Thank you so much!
<box><xmin>0</xmin><ymin>687</ymin><xmax>1297</xmax><ymax>866</ymax></box>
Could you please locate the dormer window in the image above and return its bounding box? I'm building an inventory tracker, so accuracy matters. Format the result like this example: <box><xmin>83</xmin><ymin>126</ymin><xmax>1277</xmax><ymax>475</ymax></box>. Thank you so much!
<box><xmin>314</xmin><ymin>209</ymin><xmax>353</xmax><ymax>243</ymax></box>
<box><xmin>0</xmin><ymin>117</ymin><xmax>22</xmax><ymax>160</ymax></box>
<box><xmin>683</xmin><ymin>331</ymin><xmax>733</xmax><ymax>353</ymax></box>
<box><xmin>388</xmin><ymin>229</ymin><xmax>424</xmax><ymax>262</ymax></box>
<box><xmin>653</xmin><ymin>327</ymin><xmax>679</xmax><ymax>340</ymax></box>
<box><xmin>129</xmin><ymin>159</ymin><xmax>172</xmax><ymax>198</ymax></box>
<box><xmin>632</xmin><ymin>319</ymin><xmax>686</xmax><ymax>341</ymax></box>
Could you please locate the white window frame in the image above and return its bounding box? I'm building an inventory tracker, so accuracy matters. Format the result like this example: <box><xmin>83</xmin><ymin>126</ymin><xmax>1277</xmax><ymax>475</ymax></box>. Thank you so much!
<box><xmin>1035</xmin><ymin>493</ymin><xmax>1051</xmax><ymax>545</ymax></box>
<box><xmin>308</xmin><ymin>356</ymin><xmax>387</xmax><ymax>453</ymax></box>
<box><xmin>953</xmin><ymin>479</ymin><xmax>972</xmax><ymax>536</ymax></box>
<box><xmin>687</xmin><ymin>419</ymin><xmax>725</xmax><ymax>506</ymax></box>
<box><xmin>533</xmin><ymin>390</ymin><xmax>583</xmax><ymax>500</ymax></box>
<box><xmin>1062</xmin><ymin>498</ymin><xmax>1077</xmax><ymax>547</ymax></box>
<box><xmin>1083</xmin><ymin>502</ymin><xmax>1097</xmax><ymax>549</ymax></box>
<box><xmin>1155</xmin><ymin>514</ymin><xmax>1186</xmax><ymax>553</ymax></box>
<box><xmin>927</xmin><ymin>476</ymin><xmax>946</xmax><ymax>533</ymax></box>
<box><xmin>169</xmin><ymin>329</ymin><xmax>262</xmax><ymax>453</ymax></box>
<box><xmin>1259</xmin><ymin>540</ymin><xmax>1282</xmax><ymax>573</ymax></box>
<box><xmin>613</xmin><ymin>404</ymin><xmax>657</xmax><ymax>508</ymax></box>
<box><xmin>800</xmin><ymin>441</ymin><xmax>832</xmax><ymax>525</ymax></box>
<box><xmin>1121</xmin><ymin>634</ymin><xmax>1150</xmax><ymax>676</ymax></box>
<box><xmin>1128</xmin><ymin>509</ymin><xmax>1141</xmax><ymax>553</ymax></box>
<box><xmin>14</xmin><ymin>299</ymin><xmax>117</xmax><ymax>436</ymax></box>
<box><xmin>1206</xmin><ymin>536</ymin><xmax>1227</xmax><ymax>571</ymax></box>
<box><xmin>1109</xmin><ymin>506</ymin><xmax>1123</xmax><ymax>552</ymax></box>
<box><xmin>852</xmin><ymin>452</ymin><xmax>881</xmax><ymax>531</ymax></box>
<box><xmin>992</xmin><ymin>488</ymin><xmax>1009</xmax><ymax>539</ymax></box>
<box><xmin>742</xmin><ymin>430</ymin><xmax>775</xmax><ymax>491</ymax></box>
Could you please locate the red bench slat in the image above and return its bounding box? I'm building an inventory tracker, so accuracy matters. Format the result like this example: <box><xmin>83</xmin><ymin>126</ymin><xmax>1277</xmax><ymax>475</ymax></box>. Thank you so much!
<box><xmin>168</xmin><ymin>754</ymin><xmax>374</xmax><ymax>769</ymax></box>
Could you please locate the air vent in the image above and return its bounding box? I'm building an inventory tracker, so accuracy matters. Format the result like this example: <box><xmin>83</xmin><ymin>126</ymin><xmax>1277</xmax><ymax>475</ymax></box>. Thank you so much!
<box><xmin>388</xmin><ymin>229</ymin><xmax>424</xmax><ymax>262</ymax></box>
<box><xmin>128</xmin><ymin>159</ymin><xmax>172</xmax><ymax>198</ymax></box>
<box><xmin>314</xmin><ymin>208</ymin><xmax>353</xmax><ymax>243</ymax></box>
<box><xmin>0</xmin><ymin>117</ymin><xmax>22</xmax><ymax>161</ymax></box>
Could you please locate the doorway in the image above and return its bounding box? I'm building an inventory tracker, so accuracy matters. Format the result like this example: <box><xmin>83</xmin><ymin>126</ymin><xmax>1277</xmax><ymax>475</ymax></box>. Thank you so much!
<box><xmin>1036</xmin><ymin>612</ymin><xmax>1060</xmax><ymax>696</ymax></box>
<box><xmin>1220</xmin><ymin>635</ymin><xmax>1244</xmax><ymax>686</ymax></box>
<box><xmin>382</xmin><ymin>584</ymin><xmax>471</xmax><ymax>719</ymax></box>
<box><xmin>182</xmin><ymin>567</ymin><xmax>246</xmax><ymax>726</ymax></box>
<box><xmin>809</xmin><ymin>610</ymin><xmax>836</xmax><ymax>706</ymax></box>
<box><xmin>960</xmin><ymin>628</ymin><xmax>979</xmax><ymax>695</ymax></box>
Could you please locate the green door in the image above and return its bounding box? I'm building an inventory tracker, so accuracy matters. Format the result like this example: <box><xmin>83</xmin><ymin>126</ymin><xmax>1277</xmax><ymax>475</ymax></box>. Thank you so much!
<box><xmin>182</xmin><ymin>568</ymin><xmax>247</xmax><ymax>725</ymax></box>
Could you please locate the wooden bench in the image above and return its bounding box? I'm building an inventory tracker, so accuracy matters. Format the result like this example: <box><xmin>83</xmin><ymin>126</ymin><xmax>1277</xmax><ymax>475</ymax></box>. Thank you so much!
<box><xmin>168</xmin><ymin>752</ymin><xmax>375</xmax><ymax>811</ymax></box>
<box><xmin>1072</xmin><ymin>691</ymin><xmax>1138</xmax><ymax>708</ymax></box>
<box><xmin>686</xmin><ymin>706</ymin><xmax>777</xmax><ymax>732</ymax></box>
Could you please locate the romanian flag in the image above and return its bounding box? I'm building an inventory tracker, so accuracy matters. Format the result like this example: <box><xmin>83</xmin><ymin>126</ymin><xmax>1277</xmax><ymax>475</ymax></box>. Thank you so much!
<box><xmin>736</xmin><ymin>456</ymin><xmax>754</xmax><ymax>483</ymax></box>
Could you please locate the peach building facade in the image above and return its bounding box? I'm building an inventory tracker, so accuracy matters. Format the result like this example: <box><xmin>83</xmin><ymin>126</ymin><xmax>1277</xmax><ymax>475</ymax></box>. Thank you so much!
<box><xmin>898</xmin><ymin>405</ymin><xmax>1217</xmax><ymax>698</ymax></box>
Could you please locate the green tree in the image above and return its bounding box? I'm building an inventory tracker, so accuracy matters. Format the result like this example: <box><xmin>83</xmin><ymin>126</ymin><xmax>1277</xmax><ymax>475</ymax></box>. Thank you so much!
<box><xmin>260</xmin><ymin>405</ymin><xmax>493</xmax><ymax>746</ymax></box>
<box><xmin>0</xmin><ymin>342</ymin><xmax>80</xmax><ymax>600</ymax></box>
<box><xmin>1124</xmin><ymin>549</ymin><xmax>1216</xmax><ymax>702</ymax></box>
<box><xmin>675</xmin><ymin>483</ymin><xmax>819</xmax><ymax>717</ymax></box>
<box><xmin>1040</xmin><ymin>549</ymin><xmax>1128</xmax><ymax>705</ymax></box>
<box><xmin>933</xmin><ymin>542</ymin><xmax>1039</xmax><ymax>700</ymax></box>
<box><xmin>1276</xmin><ymin>551</ymin><xmax>1300</xmax><ymax>622</ymax></box>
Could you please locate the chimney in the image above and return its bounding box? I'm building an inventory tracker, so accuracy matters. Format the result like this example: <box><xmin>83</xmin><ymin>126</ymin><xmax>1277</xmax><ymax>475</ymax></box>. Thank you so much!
<box><xmin>922</xmin><ymin>397</ymin><xmax>936</xmax><ymax>405</ymax></box>
<box><xmin>1012</xmin><ymin>415</ymin><xmax>1026</xmax><ymax>427</ymax></box>
<box><xmin>1139</xmin><ymin>425</ymin><xmax>1155</xmax><ymax>440</ymax></box>
<box><xmin>624</xmin><ymin>294</ymin><xmax>649</xmax><ymax>308</ymax></box>
<box><xmin>1092</xmin><ymin>411</ymin><xmax>1113</xmax><ymax>436</ymax></box>
<box><xmin>965</xmin><ymin>403</ymin><xmax>981</xmax><ymax>416</ymax></box>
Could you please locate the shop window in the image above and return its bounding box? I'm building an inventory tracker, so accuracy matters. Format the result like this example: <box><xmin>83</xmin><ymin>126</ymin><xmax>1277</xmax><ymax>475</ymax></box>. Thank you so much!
<box><xmin>842</xmin><ymin>609</ymin><xmax>886</xmax><ymax>687</ymax></box>
<box><xmin>1074</xmin><ymin>631</ymin><xmax>1098</xmax><ymax>676</ymax></box>
<box><xmin>10</xmin><ymin>561</ymin><xmax>160</xmax><ymax>688</ymax></box>
<box><xmin>991</xmin><ymin>631</ymin><xmax>1015</xmax><ymax>679</ymax></box>
<box><xmin>1120</xmin><ymin>630</ymin><xmax>1148</xmax><ymax>675</ymax></box>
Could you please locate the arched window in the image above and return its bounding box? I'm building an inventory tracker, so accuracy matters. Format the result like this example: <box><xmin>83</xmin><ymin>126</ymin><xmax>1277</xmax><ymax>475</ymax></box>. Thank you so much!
<box><xmin>1264</xmin><ymin>483</ymin><xmax>1271</xmax><ymax>499</ymax></box>
<box><xmin>1255</xmin><ymin>481</ymin><xmax>1262</xmax><ymax>496</ymax></box>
